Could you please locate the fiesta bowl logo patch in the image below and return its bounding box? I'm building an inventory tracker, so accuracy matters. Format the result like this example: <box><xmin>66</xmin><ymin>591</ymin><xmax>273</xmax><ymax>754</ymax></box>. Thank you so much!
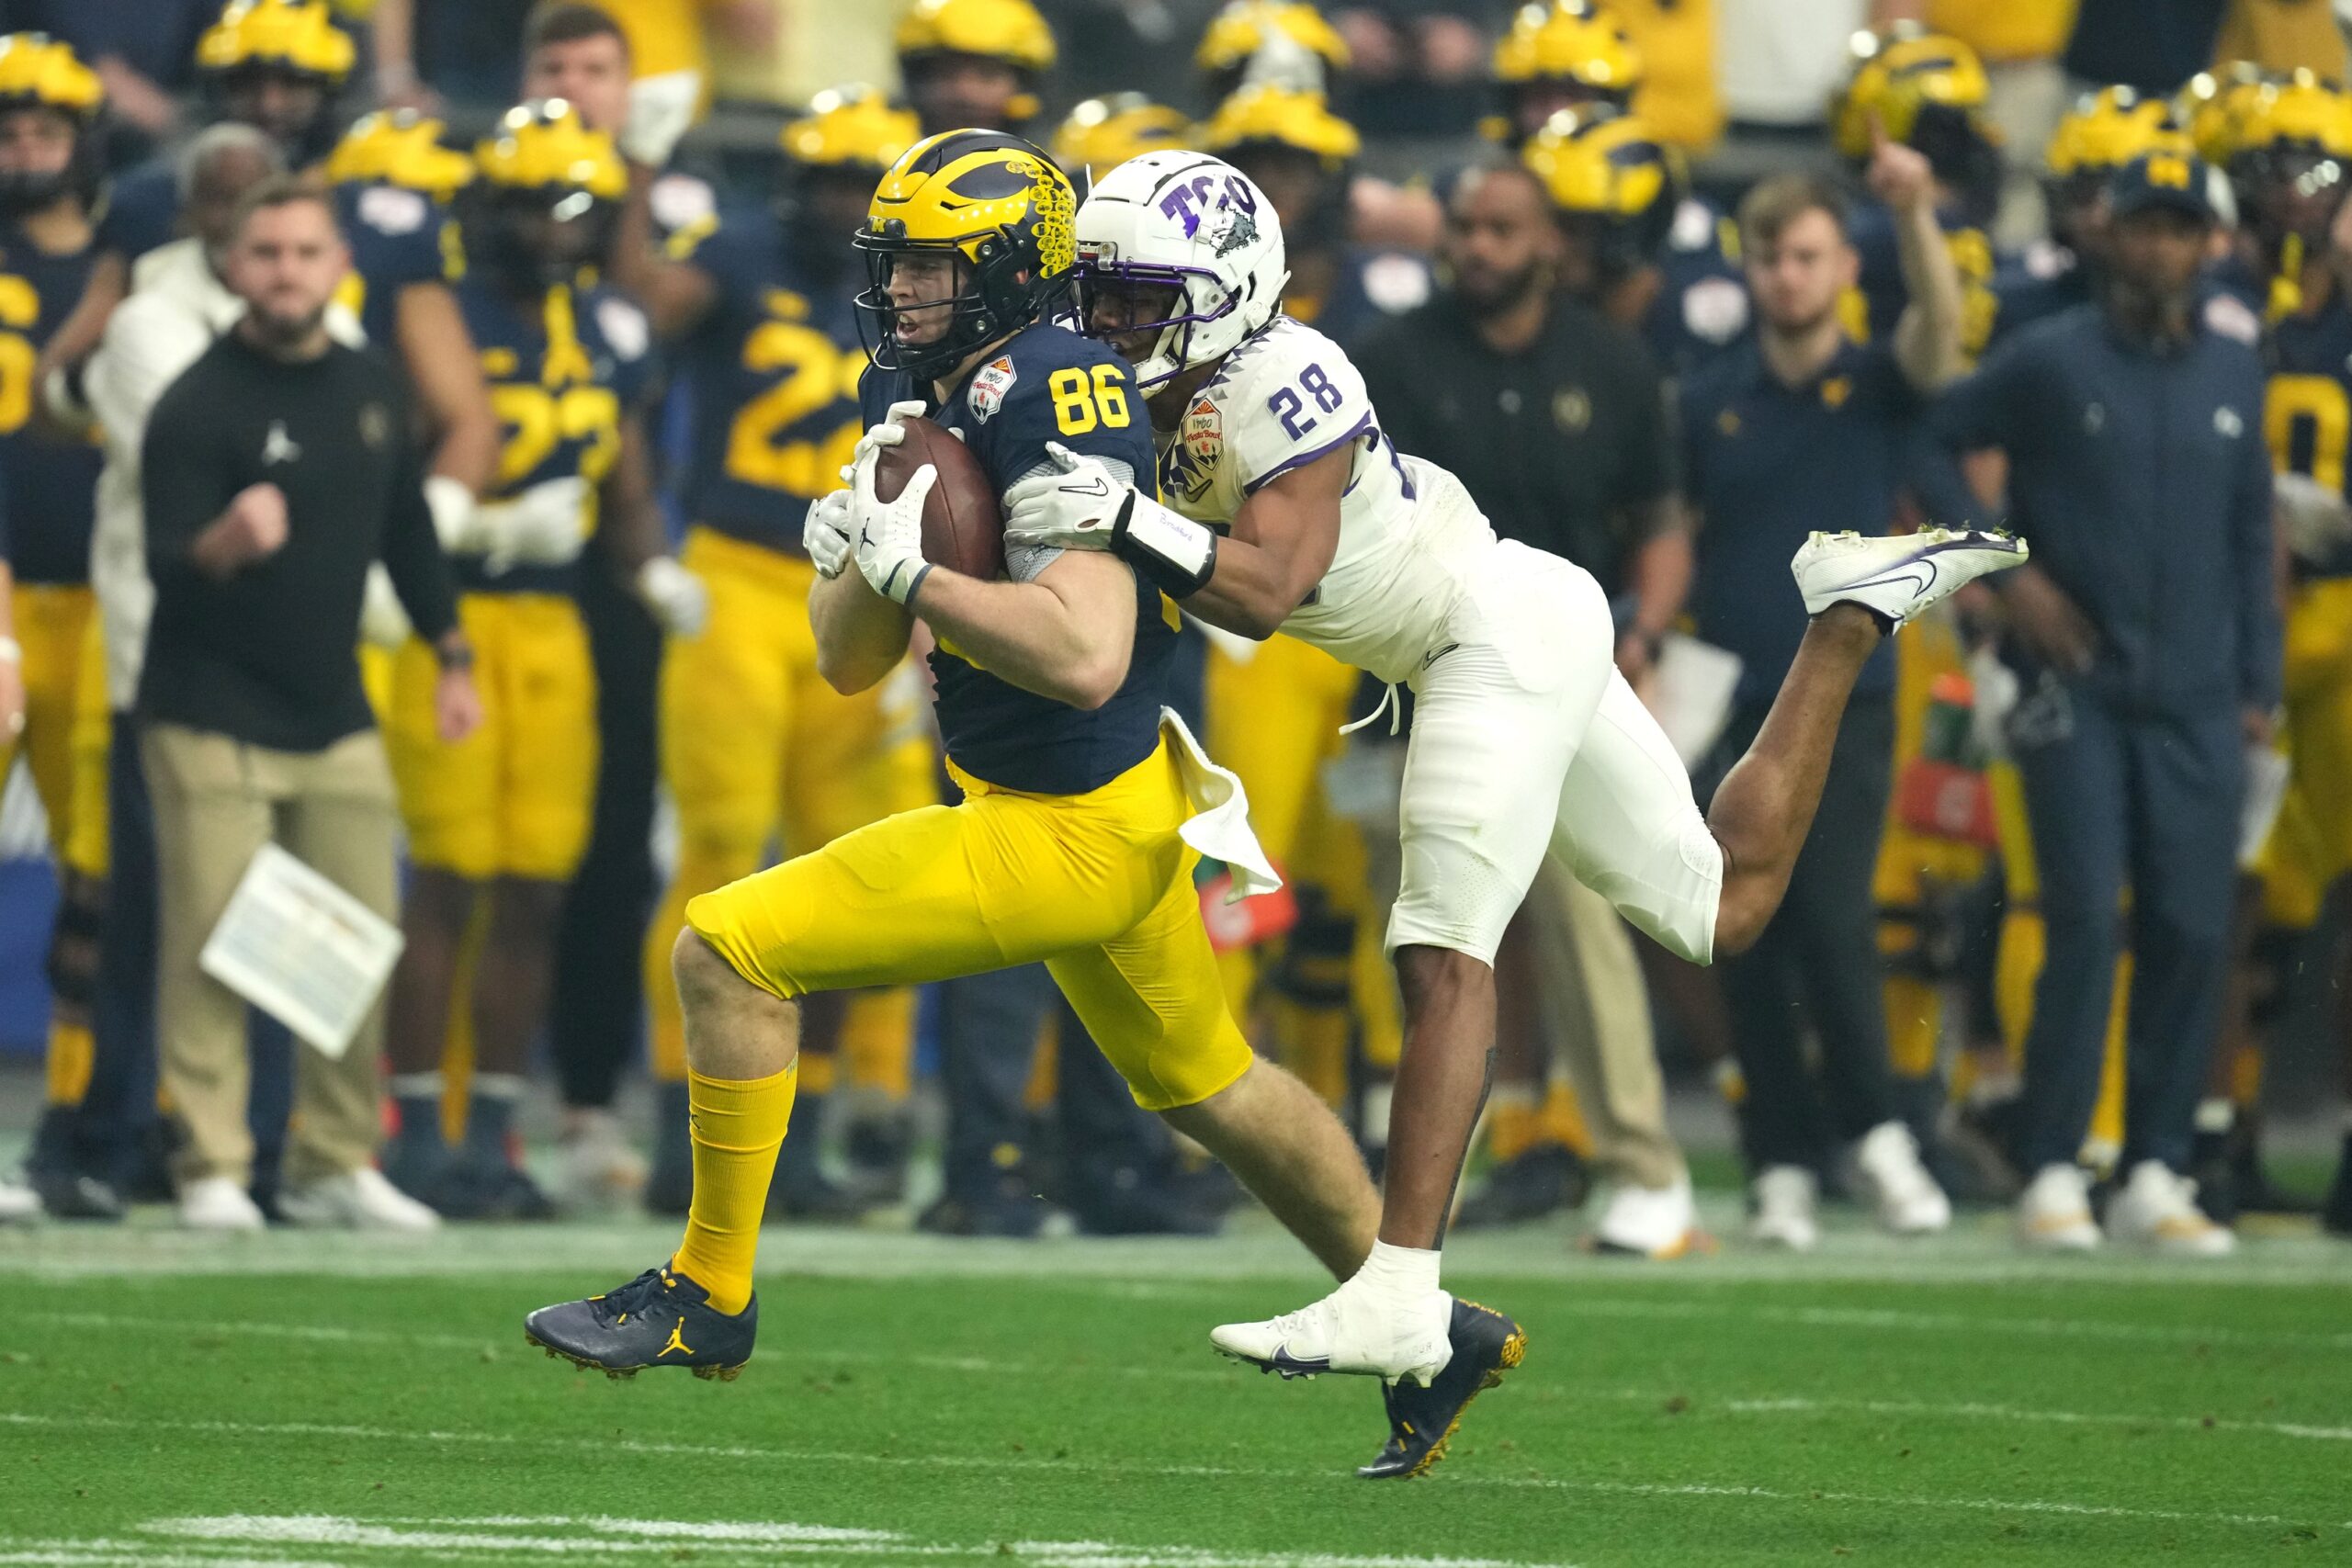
<box><xmin>967</xmin><ymin>355</ymin><xmax>1018</xmax><ymax>422</ymax></box>
<box><xmin>1182</xmin><ymin>397</ymin><xmax>1222</xmax><ymax>462</ymax></box>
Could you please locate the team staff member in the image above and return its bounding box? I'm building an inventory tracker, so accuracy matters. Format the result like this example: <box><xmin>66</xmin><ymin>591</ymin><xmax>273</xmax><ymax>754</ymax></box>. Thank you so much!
<box><xmin>138</xmin><ymin>176</ymin><xmax>476</xmax><ymax>1234</ymax></box>
<box><xmin>1933</xmin><ymin>151</ymin><xmax>2278</xmax><ymax>1258</ymax></box>
<box><xmin>0</xmin><ymin>36</ymin><xmax>112</xmax><ymax>1220</ymax></box>
<box><xmin>609</xmin><ymin>85</ymin><xmax>935</xmax><ymax>1218</ymax></box>
<box><xmin>1355</xmin><ymin>159</ymin><xmax>1697</xmax><ymax>1258</ymax></box>
<box><xmin>379</xmin><ymin>102</ymin><xmax>700</xmax><ymax>1220</ymax></box>
<box><xmin>1682</xmin><ymin>162</ymin><xmax>1963</xmax><ymax>1251</ymax></box>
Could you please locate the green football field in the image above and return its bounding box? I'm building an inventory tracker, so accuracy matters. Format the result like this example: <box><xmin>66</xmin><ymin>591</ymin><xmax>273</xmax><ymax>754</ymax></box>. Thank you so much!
<box><xmin>4</xmin><ymin>1207</ymin><xmax>2350</xmax><ymax>1568</ymax></box>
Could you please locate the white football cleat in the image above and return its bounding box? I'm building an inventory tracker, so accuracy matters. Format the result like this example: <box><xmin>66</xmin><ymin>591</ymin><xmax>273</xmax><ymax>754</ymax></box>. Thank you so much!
<box><xmin>1793</xmin><ymin>528</ymin><xmax>2027</xmax><ymax>626</ymax></box>
<box><xmin>1589</xmin><ymin>1175</ymin><xmax>1702</xmax><ymax>1258</ymax></box>
<box><xmin>178</xmin><ymin>1175</ymin><xmax>266</xmax><ymax>1233</ymax></box>
<box><xmin>2105</xmin><ymin>1160</ymin><xmax>2235</xmax><ymax>1258</ymax></box>
<box><xmin>1211</xmin><ymin>1282</ymin><xmax>1454</xmax><ymax>1386</ymax></box>
<box><xmin>2016</xmin><ymin>1163</ymin><xmax>2101</xmax><ymax>1252</ymax></box>
<box><xmin>1748</xmin><ymin>1165</ymin><xmax>1820</xmax><ymax>1251</ymax></box>
<box><xmin>279</xmin><ymin>1167</ymin><xmax>440</xmax><ymax>1233</ymax></box>
<box><xmin>1853</xmin><ymin>1121</ymin><xmax>1951</xmax><ymax>1235</ymax></box>
<box><xmin>0</xmin><ymin>1176</ymin><xmax>40</xmax><ymax>1224</ymax></box>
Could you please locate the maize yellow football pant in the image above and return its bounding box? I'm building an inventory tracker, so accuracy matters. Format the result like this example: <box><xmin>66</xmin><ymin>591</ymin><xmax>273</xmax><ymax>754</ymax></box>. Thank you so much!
<box><xmin>643</xmin><ymin>530</ymin><xmax>935</xmax><ymax>1088</ymax></box>
<box><xmin>386</xmin><ymin>592</ymin><xmax>598</xmax><ymax>882</ymax></box>
<box><xmin>686</xmin><ymin>739</ymin><xmax>1253</xmax><ymax>1112</ymax></box>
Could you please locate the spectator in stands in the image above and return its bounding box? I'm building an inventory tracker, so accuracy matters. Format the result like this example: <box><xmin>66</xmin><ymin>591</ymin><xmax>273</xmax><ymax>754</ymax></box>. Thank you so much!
<box><xmin>1931</xmin><ymin>151</ymin><xmax>2278</xmax><ymax>1257</ymax></box>
<box><xmin>138</xmin><ymin>176</ymin><xmax>478</xmax><ymax>1234</ymax></box>
<box><xmin>1357</xmin><ymin>159</ymin><xmax>1699</xmax><ymax>1258</ymax></box>
<box><xmin>1681</xmin><ymin>163</ymin><xmax>1964</xmax><ymax>1250</ymax></box>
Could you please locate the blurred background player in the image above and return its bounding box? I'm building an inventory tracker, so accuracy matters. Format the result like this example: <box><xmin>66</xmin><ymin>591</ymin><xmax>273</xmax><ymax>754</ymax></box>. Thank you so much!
<box><xmin>0</xmin><ymin>34</ymin><xmax>111</xmax><ymax>1220</ymax></box>
<box><xmin>1486</xmin><ymin>0</ymin><xmax>1641</xmax><ymax>152</ymax></box>
<box><xmin>609</xmin><ymin>85</ymin><xmax>936</xmax><ymax>1219</ymax></box>
<box><xmin>1196</xmin><ymin>1</ymin><xmax>1351</xmax><ymax>106</ymax></box>
<box><xmin>379</xmin><ymin>101</ymin><xmax>699</xmax><ymax>1219</ymax></box>
<box><xmin>1523</xmin><ymin>105</ymin><xmax>1748</xmax><ymax>379</ymax></box>
<box><xmin>896</xmin><ymin>0</ymin><xmax>1055</xmax><ymax>137</ymax></box>
<box><xmin>1052</xmin><ymin>93</ymin><xmax>1193</xmax><ymax>193</ymax></box>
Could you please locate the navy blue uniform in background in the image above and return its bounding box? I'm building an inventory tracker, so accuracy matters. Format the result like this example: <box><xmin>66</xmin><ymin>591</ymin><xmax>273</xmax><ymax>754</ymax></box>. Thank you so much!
<box><xmin>1932</xmin><ymin>302</ymin><xmax>2280</xmax><ymax>1174</ymax></box>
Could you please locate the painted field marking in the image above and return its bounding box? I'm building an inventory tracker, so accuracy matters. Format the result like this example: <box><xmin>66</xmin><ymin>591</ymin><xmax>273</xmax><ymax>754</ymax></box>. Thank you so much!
<box><xmin>1</xmin><ymin>1412</ymin><xmax>2336</xmax><ymax>1534</ymax></box>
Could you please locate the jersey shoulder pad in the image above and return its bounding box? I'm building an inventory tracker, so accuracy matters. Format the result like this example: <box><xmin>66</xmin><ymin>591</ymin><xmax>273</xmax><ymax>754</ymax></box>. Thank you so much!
<box><xmin>348</xmin><ymin>181</ymin><xmax>435</xmax><ymax>239</ymax></box>
<box><xmin>1216</xmin><ymin>319</ymin><xmax>1374</xmax><ymax>488</ymax></box>
<box><xmin>584</xmin><ymin>286</ymin><xmax>653</xmax><ymax>365</ymax></box>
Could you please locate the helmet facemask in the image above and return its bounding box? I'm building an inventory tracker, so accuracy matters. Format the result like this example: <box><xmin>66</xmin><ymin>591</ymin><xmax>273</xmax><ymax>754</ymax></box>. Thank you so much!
<box><xmin>854</xmin><ymin>221</ymin><xmax>1065</xmax><ymax>382</ymax></box>
<box><xmin>1074</xmin><ymin>254</ymin><xmax>1237</xmax><ymax>389</ymax></box>
<box><xmin>464</xmin><ymin>183</ymin><xmax>614</xmax><ymax>293</ymax></box>
<box><xmin>0</xmin><ymin>102</ymin><xmax>88</xmax><ymax>217</ymax></box>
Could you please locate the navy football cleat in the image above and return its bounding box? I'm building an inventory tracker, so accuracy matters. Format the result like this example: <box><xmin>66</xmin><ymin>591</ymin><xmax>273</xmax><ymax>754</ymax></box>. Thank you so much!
<box><xmin>1356</xmin><ymin>1298</ymin><xmax>1526</xmax><ymax>1480</ymax></box>
<box><xmin>525</xmin><ymin>1265</ymin><xmax>756</xmax><ymax>1382</ymax></box>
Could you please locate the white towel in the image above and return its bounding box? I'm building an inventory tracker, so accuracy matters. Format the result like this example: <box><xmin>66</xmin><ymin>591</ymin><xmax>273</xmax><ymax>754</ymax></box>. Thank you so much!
<box><xmin>1159</xmin><ymin>708</ymin><xmax>1283</xmax><ymax>903</ymax></box>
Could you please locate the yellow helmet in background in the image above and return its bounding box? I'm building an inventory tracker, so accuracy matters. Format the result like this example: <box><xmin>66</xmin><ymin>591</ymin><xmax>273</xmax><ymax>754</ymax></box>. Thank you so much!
<box><xmin>2046</xmin><ymin>86</ymin><xmax>2185</xmax><ymax>179</ymax></box>
<box><xmin>474</xmin><ymin>98</ymin><xmax>627</xmax><ymax>199</ymax></box>
<box><xmin>782</xmin><ymin>85</ymin><xmax>922</xmax><ymax>172</ymax></box>
<box><xmin>327</xmin><ymin>109</ymin><xmax>473</xmax><ymax>198</ymax></box>
<box><xmin>2177</xmin><ymin>62</ymin><xmax>2276</xmax><ymax>166</ymax></box>
<box><xmin>1521</xmin><ymin>105</ymin><xmax>1682</xmax><ymax>274</ymax></box>
<box><xmin>894</xmin><ymin>0</ymin><xmax>1057</xmax><ymax>128</ymax></box>
<box><xmin>1052</xmin><ymin>95</ymin><xmax>1194</xmax><ymax>177</ymax></box>
<box><xmin>2232</xmin><ymin>71</ymin><xmax>2352</xmax><ymax>164</ymax></box>
<box><xmin>196</xmin><ymin>0</ymin><xmax>356</xmax><ymax>85</ymax></box>
<box><xmin>1491</xmin><ymin>0</ymin><xmax>1641</xmax><ymax>95</ymax></box>
<box><xmin>1198</xmin><ymin>84</ymin><xmax>1360</xmax><ymax>171</ymax></box>
<box><xmin>1832</xmin><ymin>25</ymin><xmax>1989</xmax><ymax>160</ymax></box>
<box><xmin>0</xmin><ymin>32</ymin><xmax>100</xmax><ymax>120</ymax></box>
<box><xmin>1196</xmin><ymin>2</ymin><xmax>1349</xmax><ymax>96</ymax></box>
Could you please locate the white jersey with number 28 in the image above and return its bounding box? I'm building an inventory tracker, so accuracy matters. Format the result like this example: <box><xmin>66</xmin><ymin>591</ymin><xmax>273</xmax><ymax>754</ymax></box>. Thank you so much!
<box><xmin>1154</xmin><ymin>316</ymin><xmax>1497</xmax><ymax>684</ymax></box>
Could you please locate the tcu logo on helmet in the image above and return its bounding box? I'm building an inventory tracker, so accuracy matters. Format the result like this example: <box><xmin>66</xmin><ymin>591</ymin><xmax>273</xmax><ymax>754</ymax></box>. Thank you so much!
<box><xmin>1159</xmin><ymin>171</ymin><xmax>1259</xmax><ymax>238</ymax></box>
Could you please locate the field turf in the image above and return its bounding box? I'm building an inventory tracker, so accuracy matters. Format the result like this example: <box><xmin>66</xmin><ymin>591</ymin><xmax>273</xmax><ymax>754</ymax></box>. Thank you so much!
<box><xmin>2</xmin><ymin>1208</ymin><xmax>2349</xmax><ymax>1567</ymax></box>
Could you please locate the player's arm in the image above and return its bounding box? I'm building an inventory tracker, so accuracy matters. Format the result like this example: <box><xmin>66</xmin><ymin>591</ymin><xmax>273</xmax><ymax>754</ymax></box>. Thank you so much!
<box><xmin>810</xmin><ymin>553</ymin><xmax>916</xmax><ymax>694</ymax></box>
<box><xmin>907</xmin><ymin>550</ymin><xmax>1139</xmax><ymax>710</ymax></box>
<box><xmin>1002</xmin><ymin>440</ymin><xmax>1344</xmax><ymax>641</ymax></box>
<box><xmin>36</xmin><ymin>251</ymin><xmax>128</xmax><ymax>430</ymax></box>
<box><xmin>594</xmin><ymin>411</ymin><xmax>709</xmax><ymax>635</ymax></box>
<box><xmin>394</xmin><ymin>280</ymin><xmax>501</xmax><ymax>498</ymax></box>
<box><xmin>1871</xmin><ymin>120</ymin><xmax>1967</xmax><ymax>391</ymax></box>
<box><xmin>609</xmin><ymin>181</ymin><xmax>719</xmax><ymax>340</ymax></box>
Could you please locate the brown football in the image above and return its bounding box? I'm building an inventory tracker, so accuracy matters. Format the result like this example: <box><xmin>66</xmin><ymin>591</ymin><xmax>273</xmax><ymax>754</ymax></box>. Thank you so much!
<box><xmin>872</xmin><ymin>415</ymin><xmax>1005</xmax><ymax>582</ymax></box>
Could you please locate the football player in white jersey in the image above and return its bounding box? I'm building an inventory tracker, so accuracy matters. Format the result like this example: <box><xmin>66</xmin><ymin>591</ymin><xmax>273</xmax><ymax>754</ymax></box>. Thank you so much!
<box><xmin>1003</xmin><ymin>151</ymin><xmax>2026</xmax><ymax>1470</ymax></box>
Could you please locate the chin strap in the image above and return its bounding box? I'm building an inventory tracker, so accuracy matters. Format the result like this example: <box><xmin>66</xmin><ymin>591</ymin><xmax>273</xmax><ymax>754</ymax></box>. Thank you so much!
<box><xmin>1109</xmin><ymin>488</ymin><xmax>1219</xmax><ymax>598</ymax></box>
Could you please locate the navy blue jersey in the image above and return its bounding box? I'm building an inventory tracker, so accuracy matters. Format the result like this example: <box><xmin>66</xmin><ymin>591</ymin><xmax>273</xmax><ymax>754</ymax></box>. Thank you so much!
<box><xmin>1986</xmin><ymin>243</ymin><xmax>2093</xmax><ymax>349</ymax></box>
<box><xmin>1681</xmin><ymin>339</ymin><xmax>1971</xmax><ymax>704</ymax></box>
<box><xmin>96</xmin><ymin>156</ymin><xmax>179</xmax><ymax>264</ymax></box>
<box><xmin>674</xmin><ymin>209</ymin><xmax>864</xmax><ymax>550</ymax></box>
<box><xmin>1645</xmin><ymin>196</ymin><xmax>1751</xmax><ymax>378</ymax></box>
<box><xmin>1845</xmin><ymin>197</ymin><xmax>2003</xmax><ymax>367</ymax></box>
<box><xmin>457</xmin><ymin>276</ymin><xmax>657</xmax><ymax>596</ymax></box>
<box><xmin>333</xmin><ymin>179</ymin><xmax>454</xmax><ymax>348</ymax></box>
<box><xmin>860</xmin><ymin>323</ymin><xmax>1175</xmax><ymax>796</ymax></box>
<box><xmin>2267</xmin><ymin>288</ymin><xmax>2352</xmax><ymax>576</ymax></box>
<box><xmin>0</xmin><ymin>225</ymin><xmax>100</xmax><ymax>583</ymax></box>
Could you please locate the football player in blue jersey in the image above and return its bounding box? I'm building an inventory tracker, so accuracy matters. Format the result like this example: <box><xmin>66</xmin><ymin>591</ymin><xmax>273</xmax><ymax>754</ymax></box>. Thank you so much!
<box><xmin>524</xmin><ymin>137</ymin><xmax>1396</xmax><ymax>1440</ymax></box>
<box><xmin>1484</xmin><ymin>0</ymin><xmax>1639</xmax><ymax>149</ymax></box>
<box><xmin>1521</xmin><ymin>104</ymin><xmax>1748</xmax><ymax>378</ymax></box>
<box><xmin>894</xmin><ymin>0</ymin><xmax>1057</xmax><ymax>137</ymax></box>
<box><xmin>378</xmin><ymin>102</ymin><xmax>702</xmax><ymax>1220</ymax></box>
<box><xmin>603</xmin><ymin>85</ymin><xmax>939</xmax><ymax>1219</ymax></box>
<box><xmin>40</xmin><ymin>1</ymin><xmax>356</xmax><ymax>396</ymax></box>
<box><xmin>0</xmin><ymin>35</ymin><xmax>111</xmax><ymax>1221</ymax></box>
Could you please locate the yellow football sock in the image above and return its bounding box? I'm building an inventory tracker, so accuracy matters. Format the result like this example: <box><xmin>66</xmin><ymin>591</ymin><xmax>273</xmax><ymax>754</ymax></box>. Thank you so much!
<box><xmin>841</xmin><ymin>988</ymin><xmax>916</xmax><ymax>1100</ymax></box>
<box><xmin>44</xmin><ymin>1018</ymin><xmax>93</xmax><ymax>1106</ymax></box>
<box><xmin>1540</xmin><ymin>1079</ymin><xmax>1593</xmax><ymax>1158</ymax></box>
<box><xmin>1487</xmin><ymin>1088</ymin><xmax>1544</xmax><ymax>1163</ymax></box>
<box><xmin>2229</xmin><ymin>1042</ymin><xmax>2264</xmax><ymax>1107</ymax></box>
<box><xmin>1274</xmin><ymin>997</ymin><xmax>1350</xmax><ymax>1108</ymax></box>
<box><xmin>797</xmin><ymin>1048</ymin><xmax>837</xmax><ymax>1097</ymax></box>
<box><xmin>1883</xmin><ymin>973</ymin><xmax>1941</xmax><ymax>1079</ymax></box>
<box><xmin>673</xmin><ymin>1063</ymin><xmax>797</xmax><ymax>1314</ymax></box>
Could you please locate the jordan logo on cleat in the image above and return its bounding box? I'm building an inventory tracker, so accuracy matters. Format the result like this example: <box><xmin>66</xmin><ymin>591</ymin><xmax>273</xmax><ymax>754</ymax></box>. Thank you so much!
<box><xmin>659</xmin><ymin>1322</ymin><xmax>693</xmax><ymax>1358</ymax></box>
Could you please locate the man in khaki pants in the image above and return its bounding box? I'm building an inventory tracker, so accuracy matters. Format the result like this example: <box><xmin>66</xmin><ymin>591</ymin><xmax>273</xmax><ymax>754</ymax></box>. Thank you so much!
<box><xmin>136</xmin><ymin>176</ymin><xmax>481</xmax><ymax>1231</ymax></box>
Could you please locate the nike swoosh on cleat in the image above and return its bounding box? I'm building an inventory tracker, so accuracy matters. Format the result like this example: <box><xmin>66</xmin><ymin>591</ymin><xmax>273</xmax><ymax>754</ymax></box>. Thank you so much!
<box><xmin>1836</xmin><ymin>559</ymin><xmax>1936</xmax><ymax>599</ymax></box>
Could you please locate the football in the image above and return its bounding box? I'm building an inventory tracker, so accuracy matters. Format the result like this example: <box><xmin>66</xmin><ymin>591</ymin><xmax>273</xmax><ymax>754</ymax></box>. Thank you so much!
<box><xmin>873</xmin><ymin>415</ymin><xmax>1005</xmax><ymax>582</ymax></box>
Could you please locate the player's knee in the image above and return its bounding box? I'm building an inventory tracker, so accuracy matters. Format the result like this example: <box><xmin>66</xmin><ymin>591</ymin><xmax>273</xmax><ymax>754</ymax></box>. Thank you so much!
<box><xmin>673</xmin><ymin>928</ymin><xmax>755</xmax><ymax>1020</ymax></box>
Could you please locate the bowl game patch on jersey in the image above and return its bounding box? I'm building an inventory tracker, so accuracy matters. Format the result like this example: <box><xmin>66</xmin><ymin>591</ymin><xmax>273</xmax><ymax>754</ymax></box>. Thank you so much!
<box><xmin>967</xmin><ymin>354</ymin><xmax>1018</xmax><ymax>423</ymax></box>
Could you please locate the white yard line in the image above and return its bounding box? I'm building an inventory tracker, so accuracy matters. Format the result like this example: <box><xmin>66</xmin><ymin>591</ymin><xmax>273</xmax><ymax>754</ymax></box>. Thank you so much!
<box><xmin>1</xmin><ymin>1412</ymin><xmax>2335</xmax><ymax>1533</ymax></box>
<box><xmin>1543</xmin><ymin>1294</ymin><xmax>2352</xmax><ymax>1351</ymax></box>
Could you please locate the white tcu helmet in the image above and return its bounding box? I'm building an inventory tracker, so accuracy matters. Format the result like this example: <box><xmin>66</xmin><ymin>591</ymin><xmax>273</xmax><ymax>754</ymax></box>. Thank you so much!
<box><xmin>1071</xmin><ymin>150</ymin><xmax>1289</xmax><ymax>389</ymax></box>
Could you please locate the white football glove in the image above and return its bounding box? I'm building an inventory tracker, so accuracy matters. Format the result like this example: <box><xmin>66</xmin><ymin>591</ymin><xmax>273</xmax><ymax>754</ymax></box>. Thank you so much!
<box><xmin>804</xmin><ymin>488</ymin><xmax>854</xmax><ymax>579</ymax></box>
<box><xmin>424</xmin><ymin>474</ymin><xmax>484</xmax><ymax>555</ymax></box>
<box><xmin>618</xmin><ymin>68</ymin><xmax>700</xmax><ymax>169</ymax></box>
<box><xmin>358</xmin><ymin>563</ymin><xmax>413</xmax><ymax>649</ymax></box>
<box><xmin>1003</xmin><ymin>442</ymin><xmax>1219</xmax><ymax>596</ymax></box>
<box><xmin>2275</xmin><ymin>470</ymin><xmax>2352</xmax><ymax>566</ymax></box>
<box><xmin>852</xmin><ymin>400</ymin><xmax>929</xmax><ymax>468</ymax></box>
<box><xmin>636</xmin><ymin>556</ymin><xmax>709</xmax><ymax>637</ymax></box>
<box><xmin>851</xmin><ymin>446</ymin><xmax>935</xmax><ymax>606</ymax></box>
<box><xmin>476</xmin><ymin>475</ymin><xmax>590</xmax><ymax>574</ymax></box>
